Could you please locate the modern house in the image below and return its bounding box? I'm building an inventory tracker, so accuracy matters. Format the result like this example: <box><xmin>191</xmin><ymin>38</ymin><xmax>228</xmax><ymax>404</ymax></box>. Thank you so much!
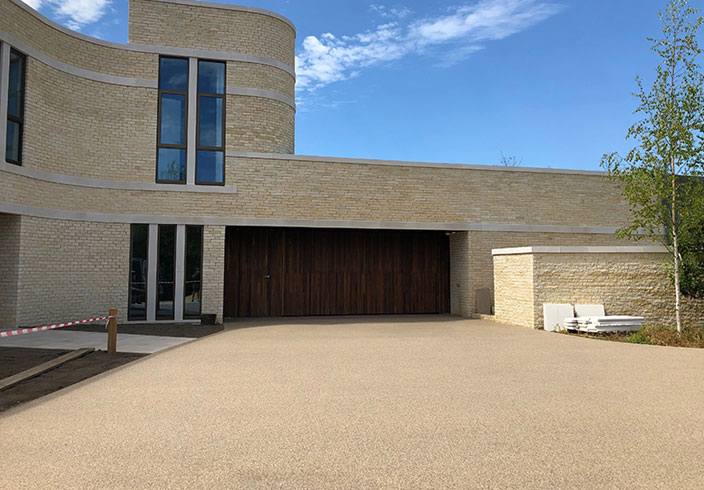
<box><xmin>3</xmin><ymin>0</ymin><xmax>685</xmax><ymax>328</ymax></box>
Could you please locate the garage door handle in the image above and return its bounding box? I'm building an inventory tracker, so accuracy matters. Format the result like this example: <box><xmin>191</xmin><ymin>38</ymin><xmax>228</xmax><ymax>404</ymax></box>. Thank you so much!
<box><xmin>264</xmin><ymin>274</ymin><xmax>271</xmax><ymax>280</ymax></box>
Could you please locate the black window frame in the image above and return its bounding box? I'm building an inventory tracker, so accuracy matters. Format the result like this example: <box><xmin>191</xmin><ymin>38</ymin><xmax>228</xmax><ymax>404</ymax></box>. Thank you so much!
<box><xmin>156</xmin><ymin>56</ymin><xmax>188</xmax><ymax>184</ymax></box>
<box><xmin>6</xmin><ymin>48</ymin><xmax>26</xmax><ymax>166</ymax></box>
<box><xmin>195</xmin><ymin>59</ymin><xmax>226</xmax><ymax>186</ymax></box>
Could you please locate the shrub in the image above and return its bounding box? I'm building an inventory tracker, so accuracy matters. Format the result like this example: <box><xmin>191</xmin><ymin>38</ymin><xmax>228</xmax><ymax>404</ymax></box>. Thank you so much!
<box><xmin>565</xmin><ymin>325</ymin><xmax>704</xmax><ymax>348</ymax></box>
<box><xmin>630</xmin><ymin>325</ymin><xmax>704</xmax><ymax>348</ymax></box>
<box><xmin>626</xmin><ymin>329</ymin><xmax>652</xmax><ymax>345</ymax></box>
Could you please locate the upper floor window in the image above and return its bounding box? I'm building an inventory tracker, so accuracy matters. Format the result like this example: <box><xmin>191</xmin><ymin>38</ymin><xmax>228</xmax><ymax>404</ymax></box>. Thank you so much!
<box><xmin>196</xmin><ymin>60</ymin><xmax>225</xmax><ymax>185</ymax></box>
<box><xmin>6</xmin><ymin>49</ymin><xmax>26</xmax><ymax>166</ymax></box>
<box><xmin>156</xmin><ymin>57</ymin><xmax>188</xmax><ymax>183</ymax></box>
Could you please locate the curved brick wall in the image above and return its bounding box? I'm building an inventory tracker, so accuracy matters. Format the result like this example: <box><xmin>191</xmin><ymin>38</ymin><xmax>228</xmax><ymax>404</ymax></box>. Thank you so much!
<box><xmin>1</xmin><ymin>0</ymin><xmax>295</xmax><ymax>184</ymax></box>
<box><xmin>23</xmin><ymin>60</ymin><xmax>159</xmax><ymax>181</ymax></box>
<box><xmin>129</xmin><ymin>0</ymin><xmax>296</xmax><ymax>69</ymax></box>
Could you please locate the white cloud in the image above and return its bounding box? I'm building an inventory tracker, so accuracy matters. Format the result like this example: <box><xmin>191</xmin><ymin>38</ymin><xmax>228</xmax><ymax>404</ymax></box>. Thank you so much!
<box><xmin>370</xmin><ymin>4</ymin><xmax>412</xmax><ymax>19</ymax></box>
<box><xmin>24</xmin><ymin>0</ymin><xmax>111</xmax><ymax>30</ymax></box>
<box><xmin>410</xmin><ymin>0</ymin><xmax>561</xmax><ymax>43</ymax></box>
<box><xmin>297</xmin><ymin>0</ymin><xmax>563</xmax><ymax>92</ymax></box>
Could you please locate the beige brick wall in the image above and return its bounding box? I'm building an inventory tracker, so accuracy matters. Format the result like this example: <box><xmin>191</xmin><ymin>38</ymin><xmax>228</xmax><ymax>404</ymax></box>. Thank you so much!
<box><xmin>15</xmin><ymin>216</ymin><xmax>130</xmax><ymax>326</ymax></box>
<box><xmin>0</xmin><ymin>162</ymin><xmax>632</xmax><ymax>228</ymax></box>
<box><xmin>0</xmin><ymin>214</ymin><xmax>21</xmax><ymax>328</ymax></box>
<box><xmin>6</xmin><ymin>0</ymin><xmax>296</xmax><ymax>182</ymax></box>
<box><xmin>23</xmin><ymin>60</ymin><xmax>158</xmax><ymax>181</ymax></box>
<box><xmin>449</xmin><ymin>232</ymin><xmax>471</xmax><ymax>317</ymax></box>
<box><xmin>21</xmin><ymin>62</ymin><xmax>294</xmax><ymax>178</ymax></box>
<box><xmin>226</xmin><ymin>97</ymin><xmax>295</xmax><ymax>154</ymax></box>
<box><xmin>128</xmin><ymin>0</ymin><xmax>296</xmax><ymax>69</ymax></box>
<box><xmin>5</xmin><ymin>217</ymin><xmax>224</xmax><ymax>328</ymax></box>
<box><xmin>493</xmin><ymin>251</ymin><xmax>704</xmax><ymax>329</ymax></box>
<box><xmin>494</xmin><ymin>254</ymin><xmax>535</xmax><ymax>328</ymax></box>
<box><xmin>227</xmin><ymin>61</ymin><xmax>295</xmax><ymax>99</ymax></box>
<box><xmin>201</xmin><ymin>226</ymin><xmax>225</xmax><ymax>323</ymax></box>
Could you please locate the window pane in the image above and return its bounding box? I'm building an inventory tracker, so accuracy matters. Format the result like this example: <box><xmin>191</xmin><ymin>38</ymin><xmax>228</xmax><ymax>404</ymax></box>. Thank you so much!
<box><xmin>198</xmin><ymin>61</ymin><xmax>225</xmax><ymax>94</ymax></box>
<box><xmin>8</xmin><ymin>51</ymin><xmax>25</xmax><ymax>118</ymax></box>
<box><xmin>198</xmin><ymin>96</ymin><xmax>222</xmax><ymax>148</ymax></box>
<box><xmin>157</xmin><ymin>225</ymin><xmax>176</xmax><ymax>320</ymax></box>
<box><xmin>5</xmin><ymin>121</ymin><xmax>21</xmax><ymax>164</ymax></box>
<box><xmin>129</xmin><ymin>225</ymin><xmax>149</xmax><ymax>321</ymax></box>
<box><xmin>184</xmin><ymin>226</ymin><xmax>203</xmax><ymax>319</ymax></box>
<box><xmin>157</xmin><ymin>148</ymin><xmax>186</xmax><ymax>182</ymax></box>
<box><xmin>159</xmin><ymin>57</ymin><xmax>188</xmax><ymax>91</ymax></box>
<box><xmin>196</xmin><ymin>151</ymin><xmax>224</xmax><ymax>184</ymax></box>
<box><xmin>160</xmin><ymin>93</ymin><xmax>186</xmax><ymax>145</ymax></box>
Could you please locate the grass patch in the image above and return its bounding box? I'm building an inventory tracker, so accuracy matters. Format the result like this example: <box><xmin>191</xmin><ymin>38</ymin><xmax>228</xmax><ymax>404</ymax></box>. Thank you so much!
<box><xmin>562</xmin><ymin>325</ymin><xmax>704</xmax><ymax>348</ymax></box>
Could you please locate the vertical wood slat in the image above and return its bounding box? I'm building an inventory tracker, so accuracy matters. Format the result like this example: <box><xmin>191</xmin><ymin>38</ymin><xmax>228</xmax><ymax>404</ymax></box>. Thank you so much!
<box><xmin>224</xmin><ymin>227</ymin><xmax>450</xmax><ymax>318</ymax></box>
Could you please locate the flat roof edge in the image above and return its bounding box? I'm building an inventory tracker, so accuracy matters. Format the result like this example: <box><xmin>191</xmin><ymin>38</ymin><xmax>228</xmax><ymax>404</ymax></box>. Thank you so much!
<box><xmin>226</xmin><ymin>151</ymin><xmax>606</xmax><ymax>177</ymax></box>
<box><xmin>492</xmin><ymin>246</ymin><xmax>669</xmax><ymax>256</ymax></box>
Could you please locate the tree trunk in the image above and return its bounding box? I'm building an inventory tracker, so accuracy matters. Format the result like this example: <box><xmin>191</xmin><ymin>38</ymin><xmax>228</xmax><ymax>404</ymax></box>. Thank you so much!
<box><xmin>670</xmin><ymin>39</ymin><xmax>683</xmax><ymax>335</ymax></box>
<box><xmin>672</xmin><ymin>159</ymin><xmax>683</xmax><ymax>334</ymax></box>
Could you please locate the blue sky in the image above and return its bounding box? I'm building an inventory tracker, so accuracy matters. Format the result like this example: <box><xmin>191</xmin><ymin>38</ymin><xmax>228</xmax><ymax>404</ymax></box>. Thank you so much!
<box><xmin>23</xmin><ymin>0</ymin><xmax>700</xmax><ymax>170</ymax></box>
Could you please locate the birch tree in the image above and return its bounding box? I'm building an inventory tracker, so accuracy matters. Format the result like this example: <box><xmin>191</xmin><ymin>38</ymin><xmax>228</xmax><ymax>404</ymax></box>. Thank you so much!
<box><xmin>601</xmin><ymin>0</ymin><xmax>704</xmax><ymax>333</ymax></box>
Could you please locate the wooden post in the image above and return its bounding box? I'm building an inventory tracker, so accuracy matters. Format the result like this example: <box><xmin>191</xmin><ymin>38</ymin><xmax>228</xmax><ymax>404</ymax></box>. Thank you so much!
<box><xmin>107</xmin><ymin>308</ymin><xmax>118</xmax><ymax>355</ymax></box>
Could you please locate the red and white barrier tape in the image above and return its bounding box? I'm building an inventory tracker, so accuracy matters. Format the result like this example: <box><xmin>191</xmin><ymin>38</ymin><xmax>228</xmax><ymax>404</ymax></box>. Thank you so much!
<box><xmin>0</xmin><ymin>316</ymin><xmax>116</xmax><ymax>339</ymax></box>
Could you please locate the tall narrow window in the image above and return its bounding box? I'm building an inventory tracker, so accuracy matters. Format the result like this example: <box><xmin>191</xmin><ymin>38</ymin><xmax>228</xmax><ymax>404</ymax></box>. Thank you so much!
<box><xmin>157</xmin><ymin>57</ymin><xmax>188</xmax><ymax>183</ymax></box>
<box><xmin>156</xmin><ymin>225</ymin><xmax>176</xmax><ymax>320</ymax></box>
<box><xmin>184</xmin><ymin>226</ymin><xmax>203</xmax><ymax>319</ymax></box>
<box><xmin>129</xmin><ymin>224</ymin><xmax>149</xmax><ymax>321</ymax></box>
<box><xmin>6</xmin><ymin>49</ymin><xmax>26</xmax><ymax>165</ymax></box>
<box><xmin>196</xmin><ymin>60</ymin><xmax>225</xmax><ymax>185</ymax></box>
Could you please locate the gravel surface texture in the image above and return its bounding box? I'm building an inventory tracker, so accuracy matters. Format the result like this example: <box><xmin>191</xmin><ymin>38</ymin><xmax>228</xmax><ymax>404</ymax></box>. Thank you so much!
<box><xmin>1</xmin><ymin>316</ymin><xmax>703</xmax><ymax>489</ymax></box>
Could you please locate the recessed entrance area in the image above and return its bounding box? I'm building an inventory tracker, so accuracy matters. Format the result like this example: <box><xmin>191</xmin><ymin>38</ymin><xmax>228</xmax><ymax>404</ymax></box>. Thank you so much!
<box><xmin>224</xmin><ymin>227</ymin><xmax>450</xmax><ymax>318</ymax></box>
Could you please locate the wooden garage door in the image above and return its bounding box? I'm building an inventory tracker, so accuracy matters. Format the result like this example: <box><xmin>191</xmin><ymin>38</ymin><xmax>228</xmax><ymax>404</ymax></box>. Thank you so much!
<box><xmin>224</xmin><ymin>228</ymin><xmax>450</xmax><ymax>318</ymax></box>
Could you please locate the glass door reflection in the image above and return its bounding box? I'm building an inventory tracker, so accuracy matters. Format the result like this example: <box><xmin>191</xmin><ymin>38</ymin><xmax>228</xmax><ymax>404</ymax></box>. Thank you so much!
<box><xmin>157</xmin><ymin>225</ymin><xmax>176</xmax><ymax>320</ymax></box>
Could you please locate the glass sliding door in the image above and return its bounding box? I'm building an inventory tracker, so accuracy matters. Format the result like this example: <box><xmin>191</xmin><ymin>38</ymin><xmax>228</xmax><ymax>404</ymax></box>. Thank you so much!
<box><xmin>128</xmin><ymin>224</ymin><xmax>149</xmax><ymax>321</ymax></box>
<box><xmin>184</xmin><ymin>226</ymin><xmax>203</xmax><ymax>319</ymax></box>
<box><xmin>157</xmin><ymin>225</ymin><xmax>176</xmax><ymax>320</ymax></box>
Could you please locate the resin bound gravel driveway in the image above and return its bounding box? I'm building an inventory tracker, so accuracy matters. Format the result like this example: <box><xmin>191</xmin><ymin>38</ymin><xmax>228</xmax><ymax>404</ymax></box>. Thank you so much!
<box><xmin>1</xmin><ymin>316</ymin><xmax>703</xmax><ymax>489</ymax></box>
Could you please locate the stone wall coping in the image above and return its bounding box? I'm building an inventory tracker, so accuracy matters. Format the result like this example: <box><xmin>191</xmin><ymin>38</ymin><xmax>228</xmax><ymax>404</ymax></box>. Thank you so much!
<box><xmin>226</xmin><ymin>151</ymin><xmax>606</xmax><ymax>177</ymax></box>
<box><xmin>9</xmin><ymin>0</ymin><xmax>295</xmax><ymax>76</ymax></box>
<box><xmin>492</xmin><ymin>246</ymin><xmax>669</xmax><ymax>256</ymax></box>
<box><xmin>226</xmin><ymin>86</ymin><xmax>295</xmax><ymax>110</ymax></box>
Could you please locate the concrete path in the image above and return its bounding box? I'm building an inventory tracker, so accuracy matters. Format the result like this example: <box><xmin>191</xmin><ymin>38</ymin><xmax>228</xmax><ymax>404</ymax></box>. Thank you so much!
<box><xmin>0</xmin><ymin>330</ymin><xmax>193</xmax><ymax>353</ymax></box>
<box><xmin>1</xmin><ymin>316</ymin><xmax>703</xmax><ymax>489</ymax></box>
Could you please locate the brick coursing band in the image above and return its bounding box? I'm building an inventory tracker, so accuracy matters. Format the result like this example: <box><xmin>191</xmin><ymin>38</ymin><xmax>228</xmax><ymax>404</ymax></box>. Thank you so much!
<box><xmin>0</xmin><ymin>201</ymin><xmax>628</xmax><ymax>234</ymax></box>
